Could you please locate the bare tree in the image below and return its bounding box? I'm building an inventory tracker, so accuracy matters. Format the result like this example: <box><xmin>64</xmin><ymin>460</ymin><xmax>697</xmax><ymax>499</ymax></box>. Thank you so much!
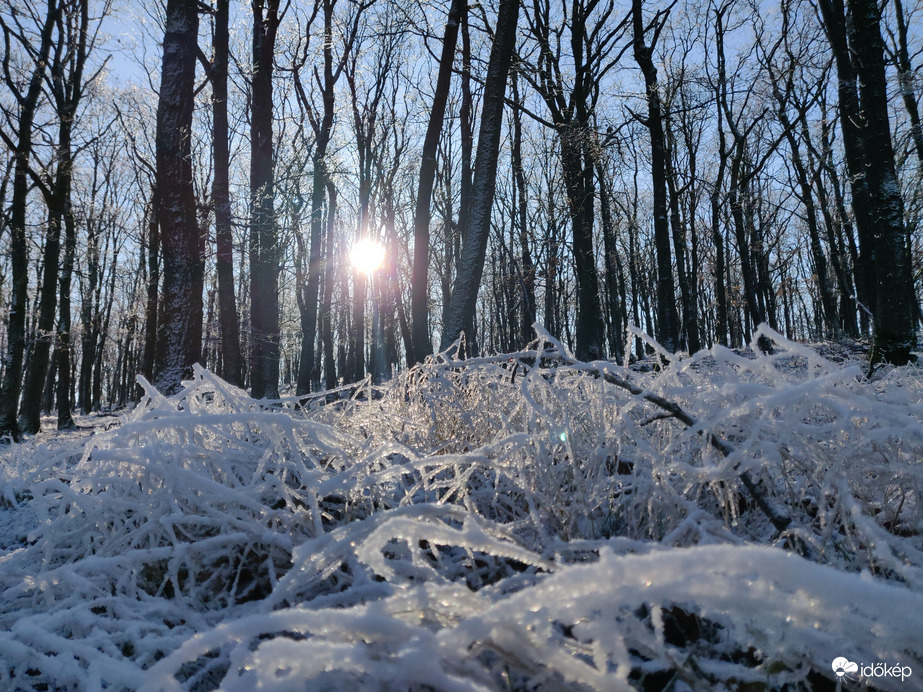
<box><xmin>290</xmin><ymin>0</ymin><xmax>366</xmax><ymax>394</ymax></box>
<box><xmin>441</xmin><ymin>0</ymin><xmax>520</xmax><ymax>352</ymax></box>
<box><xmin>410</xmin><ymin>0</ymin><xmax>465</xmax><ymax>363</ymax></box>
<box><xmin>209</xmin><ymin>0</ymin><xmax>243</xmax><ymax>387</ymax></box>
<box><xmin>19</xmin><ymin>0</ymin><xmax>97</xmax><ymax>432</ymax></box>
<box><xmin>886</xmin><ymin>0</ymin><xmax>923</xmax><ymax>165</ymax></box>
<box><xmin>152</xmin><ymin>0</ymin><xmax>204</xmax><ymax>394</ymax></box>
<box><xmin>633</xmin><ymin>0</ymin><xmax>680</xmax><ymax>353</ymax></box>
<box><xmin>0</xmin><ymin>0</ymin><xmax>60</xmax><ymax>440</ymax></box>
<box><xmin>819</xmin><ymin>0</ymin><xmax>918</xmax><ymax>363</ymax></box>
<box><xmin>248</xmin><ymin>0</ymin><xmax>285</xmax><ymax>398</ymax></box>
<box><xmin>519</xmin><ymin>0</ymin><xmax>622</xmax><ymax>361</ymax></box>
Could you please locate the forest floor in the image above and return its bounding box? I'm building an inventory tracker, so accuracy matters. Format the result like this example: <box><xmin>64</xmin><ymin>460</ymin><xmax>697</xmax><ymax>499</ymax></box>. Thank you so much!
<box><xmin>1</xmin><ymin>325</ymin><xmax>922</xmax><ymax>691</ymax></box>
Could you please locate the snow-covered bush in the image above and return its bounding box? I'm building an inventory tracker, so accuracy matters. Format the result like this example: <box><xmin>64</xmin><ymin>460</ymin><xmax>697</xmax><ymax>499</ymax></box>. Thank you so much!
<box><xmin>1</xmin><ymin>325</ymin><xmax>921</xmax><ymax>690</ymax></box>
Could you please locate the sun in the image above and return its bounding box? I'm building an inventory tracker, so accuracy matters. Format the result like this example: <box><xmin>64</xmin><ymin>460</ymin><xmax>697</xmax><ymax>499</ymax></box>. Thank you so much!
<box><xmin>349</xmin><ymin>238</ymin><xmax>386</xmax><ymax>275</ymax></box>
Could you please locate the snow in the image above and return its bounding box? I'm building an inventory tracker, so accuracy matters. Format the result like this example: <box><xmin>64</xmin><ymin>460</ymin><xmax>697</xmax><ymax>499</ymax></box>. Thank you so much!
<box><xmin>2</xmin><ymin>325</ymin><xmax>922</xmax><ymax>690</ymax></box>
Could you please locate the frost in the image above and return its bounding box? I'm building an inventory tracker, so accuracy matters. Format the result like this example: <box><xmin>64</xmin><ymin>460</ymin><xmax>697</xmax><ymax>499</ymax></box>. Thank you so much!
<box><xmin>2</xmin><ymin>326</ymin><xmax>922</xmax><ymax>690</ymax></box>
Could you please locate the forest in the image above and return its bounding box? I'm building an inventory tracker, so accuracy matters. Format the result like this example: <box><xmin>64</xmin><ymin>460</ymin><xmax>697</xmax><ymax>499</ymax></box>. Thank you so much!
<box><xmin>2</xmin><ymin>0</ymin><xmax>923</xmax><ymax>689</ymax></box>
<box><xmin>0</xmin><ymin>0</ymin><xmax>919</xmax><ymax>439</ymax></box>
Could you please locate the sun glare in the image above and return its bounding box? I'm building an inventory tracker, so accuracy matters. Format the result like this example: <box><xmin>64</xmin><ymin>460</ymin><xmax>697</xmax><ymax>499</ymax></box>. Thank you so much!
<box><xmin>349</xmin><ymin>238</ymin><xmax>386</xmax><ymax>275</ymax></box>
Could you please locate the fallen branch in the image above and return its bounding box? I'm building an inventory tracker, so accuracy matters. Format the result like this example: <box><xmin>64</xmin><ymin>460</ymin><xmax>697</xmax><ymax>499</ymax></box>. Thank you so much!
<box><xmin>532</xmin><ymin>325</ymin><xmax>792</xmax><ymax>533</ymax></box>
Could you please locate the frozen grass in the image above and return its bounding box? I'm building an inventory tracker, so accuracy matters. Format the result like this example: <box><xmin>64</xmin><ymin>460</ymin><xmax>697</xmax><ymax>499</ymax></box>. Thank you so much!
<box><xmin>1</xmin><ymin>325</ymin><xmax>922</xmax><ymax>690</ymax></box>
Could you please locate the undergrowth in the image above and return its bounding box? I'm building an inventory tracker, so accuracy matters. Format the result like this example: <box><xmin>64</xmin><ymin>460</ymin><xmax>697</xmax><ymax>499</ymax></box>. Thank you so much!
<box><xmin>1</xmin><ymin>325</ymin><xmax>921</xmax><ymax>691</ymax></box>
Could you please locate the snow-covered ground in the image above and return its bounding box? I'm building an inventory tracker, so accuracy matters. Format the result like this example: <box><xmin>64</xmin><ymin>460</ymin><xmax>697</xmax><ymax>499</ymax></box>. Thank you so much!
<box><xmin>2</xmin><ymin>325</ymin><xmax>922</xmax><ymax>691</ymax></box>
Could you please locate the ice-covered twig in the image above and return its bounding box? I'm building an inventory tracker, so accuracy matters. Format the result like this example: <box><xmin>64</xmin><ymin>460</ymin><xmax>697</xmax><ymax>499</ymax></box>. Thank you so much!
<box><xmin>532</xmin><ymin>324</ymin><xmax>792</xmax><ymax>533</ymax></box>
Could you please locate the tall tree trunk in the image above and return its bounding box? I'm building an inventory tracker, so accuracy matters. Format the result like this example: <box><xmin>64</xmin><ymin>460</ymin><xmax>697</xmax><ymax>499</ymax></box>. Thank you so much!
<box><xmin>411</xmin><ymin>0</ymin><xmax>464</xmax><ymax>363</ymax></box>
<box><xmin>458</xmin><ymin>3</ymin><xmax>473</xmax><ymax>245</ymax></box>
<box><xmin>141</xmin><ymin>195</ymin><xmax>159</xmax><ymax>382</ymax></box>
<box><xmin>818</xmin><ymin>0</ymin><xmax>877</xmax><ymax>339</ymax></box>
<box><xmin>597</xmin><ymin>162</ymin><xmax>625</xmax><ymax>362</ymax></box>
<box><xmin>321</xmin><ymin>181</ymin><xmax>338</xmax><ymax>390</ymax></box>
<box><xmin>441</xmin><ymin>0</ymin><xmax>519</xmax><ymax>352</ymax></box>
<box><xmin>249</xmin><ymin>0</ymin><xmax>282</xmax><ymax>398</ymax></box>
<box><xmin>849</xmin><ymin>0</ymin><xmax>917</xmax><ymax>362</ymax></box>
<box><xmin>633</xmin><ymin>0</ymin><xmax>680</xmax><ymax>353</ymax></box>
<box><xmin>154</xmin><ymin>0</ymin><xmax>203</xmax><ymax>394</ymax></box>
<box><xmin>559</xmin><ymin>134</ymin><xmax>606</xmax><ymax>361</ymax></box>
<box><xmin>892</xmin><ymin>0</ymin><xmax>923</xmax><ymax>165</ymax></box>
<box><xmin>212</xmin><ymin>0</ymin><xmax>243</xmax><ymax>387</ymax></box>
<box><xmin>55</xmin><ymin>174</ymin><xmax>78</xmax><ymax>430</ymax></box>
<box><xmin>347</xmin><ymin>158</ymin><xmax>372</xmax><ymax>382</ymax></box>
<box><xmin>511</xmin><ymin>74</ymin><xmax>536</xmax><ymax>349</ymax></box>
<box><xmin>820</xmin><ymin>0</ymin><xmax>917</xmax><ymax>363</ymax></box>
<box><xmin>19</xmin><ymin>190</ymin><xmax>64</xmax><ymax>434</ymax></box>
<box><xmin>79</xmin><ymin>228</ymin><xmax>101</xmax><ymax>413</ymax></box>
<box><xmin>664</xmin><ymin>118</ymin><xmax>700</xmax><ymax>353</ymax></box>
<box><xmin>728</xmin><ymin>148</ymin><xmax>763</xmax><ymax>339</ymax></box>
<box><xmin>710</xmin><ymin>6</ymin><xmax>730</xmax><ymax>347</ymax></box>
<box><xmin>297</xmin><ymin>140</ymin><xmax>326</xmax><ymax>395</ymax></box>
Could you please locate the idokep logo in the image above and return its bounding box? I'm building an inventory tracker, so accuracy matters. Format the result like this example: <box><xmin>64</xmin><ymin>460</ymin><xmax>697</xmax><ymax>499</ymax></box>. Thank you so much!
<box><xmin>832</xmin><ymin>658</ymin><xmax>859</xmax><ymax>680</ymax></box>
<box><xmin>832</xmin><ymin>657</ymin><xmax>913</xmax><ymax>684</ymax></box>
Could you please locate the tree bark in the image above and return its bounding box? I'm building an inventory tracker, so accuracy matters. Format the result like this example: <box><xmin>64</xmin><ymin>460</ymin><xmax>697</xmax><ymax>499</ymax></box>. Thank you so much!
<box><xmin>212</xmin><ymin>0</ymin><xmax>243</xmax><ymax>387</ymax></box>
<box><xmin>141</xmin><ymin>194</ymin><xmax>159</xmax><ymax>382</ymax></box>
<box><xmin>849</xmin><ymin>0</ymin><xmax>917</xmax><ymax>362</ymax></box>
<box><xmin>891</xmin><ymin>0</ymin><xmax>923</xmax><ymax>165</ymax></box>
<box><xmin>633</xmin><ymin>0</ymin><xmax>680</xmax><ymax>353</ymax></box>
<box><xmin>597</xmin><ymin>161</ymin><xmax>626</xmax><ymax>362</ymax></box>
<box><xmin>441</xmin><ymin>0</ymin><xmax>520</xmax><ymax>352</ymax></box>
<box><xmin>321</xmin><ymin>181</ymin><xmax>338</xmax><ymax>389</ymax></box>
<box><xmin>820</xmin><ymin>0</ymin><xmax>917</xmax><ymax>363</ymax></box>
<box><xmin>511</xmin><ymin>73</ymin><xmax>536</xmax><ymax>349</ymax></box>
<box><xmin>153</xmin><ymin>0</ymin><xmax>203</xmax><ymax>394</ymax></box>
<box><xmin>248</xmin><ymin>0</ymin><xmax>282</xmax><ymax>398</ymax></box>
<box><xmin>411</xmin><ymin>0</ymin><xmax>464</xmax><ymax>363</ymax></box>
<box><xmin>817</xmin><ymin>0</ymin><xmax>877</xmax><ymax>336</ymax></box>
<box><xmin>55</xmin><ymin>173</ymin><xmax>78</xmax><ymax>430</ymax></box>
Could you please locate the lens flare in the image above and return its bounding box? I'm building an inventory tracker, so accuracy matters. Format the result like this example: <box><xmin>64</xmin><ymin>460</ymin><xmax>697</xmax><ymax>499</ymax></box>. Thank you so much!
<box><xmin>349</xmin><ymin>238</ymin><xmax>386</xmax><ymax>275</ymax></box>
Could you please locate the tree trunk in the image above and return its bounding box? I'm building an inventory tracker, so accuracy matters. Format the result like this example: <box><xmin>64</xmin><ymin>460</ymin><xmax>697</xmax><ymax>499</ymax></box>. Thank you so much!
<box><xmin>511</xmin><ymin>73</ymin><xmax>536</xmax><ymax>349</ymax></box>
<box><xmin>820</xmin><ymin>0</ymin><xmax>917</xmax><ymax>363</ymax></box>
<box><xmin>153</xmin><ymin>0</ymin><xmax>203</xmax><ymax>394</ymax></box>
<box><xmin>633</xmin><ymin>0</ymin><xmax>680</xmax><ymax>353</ymax></box>
<box><xmin>559</xmin><ymin>134</ymin><xmax>606</xmax><ymax>361</ymax></box>
<box><xmin>19</xmin><ymin>190</ymin><xmax>64</xmax><ymax>434</ymax></box>
<box><xmin>892</xmin><ymin>0</ymin><xmax>923</xmax><ymax>165</ymax></box>
<box><xmin>597</xmin><ymin>162</ymin><xmax>625</xmax><ymax>362</ymax></box>
<box><xmin>141</xmin><ymin>195</ymin><xmax>159</xmax><ymax>383</ymax></box>
<box><xmin>849</xmin><ymin>0</ymin><xmax>917</xmax><ymax>362</ymax></box>
<box><xmin>248</xmin><ymin>0</ymin><xmax>282</xmax><ymax>398</ymax></box>
<box><xmin>321</xmin><ymin>181</ymin><xmax>338</xmax><ymax>390</ymax></box>
<box><xmin>55</xmin><ymin>176</ymin><xmax>78</xmax><ymax>430</ymax></box>
<box><xmin>728</xmin><ymin>147</ymin><xmax>763</xmax><ymax>339</ymax></box>
<box><xmin>664</xmin><ymin>117</ymin><xmax>700</xmax><ymax>353</ymax></box>
<box><xmin>818</xmin><ymin>0</ymin><xmax>877</xmax><ymax>337</ymax></box>
<box><xmin>411</xmin><ymin>0</ymin><xmax>465</xmax><ymax>363</ymax></box>
<box><xmin>441</xmin><ymin>0</ymin><xmax>519</xmax><ymax>353</ymax></box>
<box><xmin>212</xmin><ymin>0</ymin><xmax>243</xmax><ymax>387</ymax></box>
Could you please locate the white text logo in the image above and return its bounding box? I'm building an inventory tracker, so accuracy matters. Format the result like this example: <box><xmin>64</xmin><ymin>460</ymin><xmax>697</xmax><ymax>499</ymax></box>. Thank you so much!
<box><xmin>832</xmin><ymin>658</ymin><xmax>912</xmax><ymax>683</ymax></box>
